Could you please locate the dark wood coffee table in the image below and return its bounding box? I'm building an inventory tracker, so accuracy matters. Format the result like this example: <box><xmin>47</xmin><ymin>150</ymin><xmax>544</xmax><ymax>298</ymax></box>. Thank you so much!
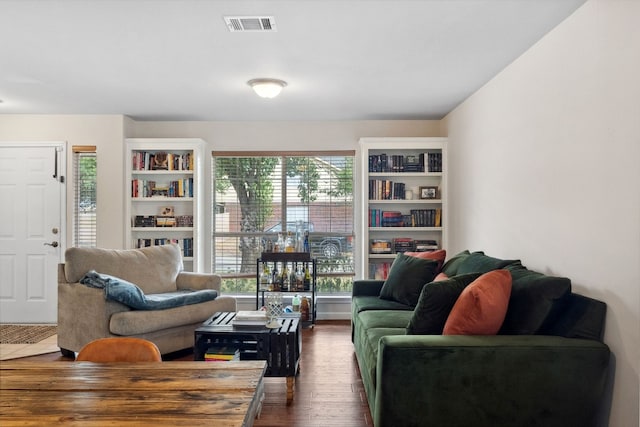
<box><xmin>194</xmin><ymin>311</ymin><xmax>301</xmax><ymax>403</ymax></box>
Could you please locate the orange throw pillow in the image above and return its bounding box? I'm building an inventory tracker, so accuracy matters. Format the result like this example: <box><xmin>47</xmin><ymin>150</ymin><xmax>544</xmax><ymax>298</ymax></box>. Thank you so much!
<box><xmin>405</xmin><ymin>250</ymin><xmax>446</xmax><ymax>272</ymax></box>
<box><xmin>442</xmin><ymin>269</ymin><xmax>512</xmax><ymax>335</ymax></box>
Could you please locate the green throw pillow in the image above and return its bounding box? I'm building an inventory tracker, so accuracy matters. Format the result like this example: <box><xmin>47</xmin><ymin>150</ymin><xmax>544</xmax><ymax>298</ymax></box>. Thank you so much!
<box><xmin>456</xmin><ymin>252</ymin><xmax>520</xmax><ymax>275</ymax></box>
<box><xmin>379</xmin><ymin>253</ymin><xmax>439</xmax><ymax>307</ymax></box>
<box><xmin>406</xmin><ymin>273</ymin><xmax>483</xmax><ymax>335</ymax></box>
<box><xmin>499</xmin><ymin>265</ymin><xmax>571</xmax><ymax>334</ymax></box>
<box><xmin>440</xmin><ymin>250</ymin><xmax>473</xmax><ymax>276</ymax></box>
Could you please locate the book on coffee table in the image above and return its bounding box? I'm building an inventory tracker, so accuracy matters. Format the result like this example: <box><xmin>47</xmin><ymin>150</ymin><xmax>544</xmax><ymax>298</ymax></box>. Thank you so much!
<box><xmin>233</xmin><ymin>310</ymin><xmax>268</xmax><ymax>326</ymax></box>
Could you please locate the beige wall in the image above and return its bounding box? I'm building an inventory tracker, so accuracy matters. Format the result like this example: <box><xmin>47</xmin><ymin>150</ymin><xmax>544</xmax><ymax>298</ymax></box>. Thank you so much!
<box><xmin>129</xmin><ymin>120</ymin><xmax>444</xmax><ymax>268</ymax></box>
<box><xmin>444</xmin><ymin>0</ymin><xmax>640</xmax><ymax>425</ymax></box>
<box><xmin>0</xmin><ymin>115</ymin><xmax>126</xmax><ymax>250</ymax></box>
<box><xmin>0</xmin><ymin>116</ymin><xmax>442</xmax><ymax>260</ymax></box>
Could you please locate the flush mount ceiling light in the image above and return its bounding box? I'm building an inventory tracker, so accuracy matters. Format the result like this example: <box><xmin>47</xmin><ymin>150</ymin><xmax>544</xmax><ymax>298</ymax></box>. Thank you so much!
<box><xmin>247</xmin><ymin>78</ymin><xmax>287</xmax><ymax>98</ymax></box>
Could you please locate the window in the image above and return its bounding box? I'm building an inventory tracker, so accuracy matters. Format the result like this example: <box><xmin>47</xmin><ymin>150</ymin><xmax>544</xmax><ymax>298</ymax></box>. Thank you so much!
<box><xmin>73</xmin><ymin>146</ymin><xmax>97</xmax><ymax>247</ymax></box>
<box><xmin>212</xmin><ymin>152</ymin><xmax>355</xmax><ymax>295</ymax></box>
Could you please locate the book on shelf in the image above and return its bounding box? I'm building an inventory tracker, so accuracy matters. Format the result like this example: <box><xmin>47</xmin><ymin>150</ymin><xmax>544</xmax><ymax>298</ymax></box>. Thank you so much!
<box><xmin>368</xmin><ymin>153</ymin><xmax>427</xmax><ymax>173</ymax></box>
<box><xmin>393</xmin><ymin>238</ymin><xmax>415</xmax><ymax>253</ymax></box>
<box><xmin>425</xmin><ymin>152</ymin><xmax>443</xmax><ymax>173</ymax></box>
<box><xmin>370</xmin><ymin>239</ymin><xmax>393</xmax><ymax>254</ymax></box>
<box><xmin>204</xmin><ymin>345</ymin><xmax>240</xmax><ymax>362</ymax></box>
<box><xmin>413</xmin><ymin>240</ymin><xmax>439</xmax><ymax>252</ymax></box>
<box><xmin>409</xmin><ymin>208</ymin><xmax>442</xmax><ymax>227</ymax></box>
<box><xmin>368</xmin><ymin>179</ymin><xmax>406</xmax><ymax>200</ymax></box>
<box><xmin>132</xmin><ymin>151</ymin><xmax>193</xmax><ymax>171</ymax></box>
<box><xmin>369</xmin><ymin>262</ymin><xmax>392</xmax><ymax>280</ymax></box>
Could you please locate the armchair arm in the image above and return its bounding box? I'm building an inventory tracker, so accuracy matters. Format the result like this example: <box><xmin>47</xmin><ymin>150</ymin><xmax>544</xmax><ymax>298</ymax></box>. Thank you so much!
<box><xmin>57</xmin><ymin>278</ymin><xmax>130</xmax><ymax>353</ymax></box>
<box><xmin>352</xmin><ymin>279</ymin><xmax>385</xmax><ymax>297</ymax></box>
<box><xmin>373</xmin><ymin>334</ymin><xmax>610</xmax><ymax>427</ymax></box>
<box><xmin>176</xmin><ymin>272</ymin><xmax>222</xmax><ymax>292</ymax></box>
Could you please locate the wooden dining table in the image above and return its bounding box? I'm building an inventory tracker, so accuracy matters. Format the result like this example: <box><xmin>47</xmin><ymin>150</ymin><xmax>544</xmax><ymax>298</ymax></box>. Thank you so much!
<box><xmin>0</xmin><ymin>360</ymin><xmax>267</xmax><ymax>426</ymax></box>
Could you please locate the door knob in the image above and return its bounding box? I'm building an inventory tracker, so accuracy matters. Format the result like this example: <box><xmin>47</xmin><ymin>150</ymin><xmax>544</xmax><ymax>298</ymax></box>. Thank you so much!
<box><xmin>44</xmin><ymin>241</ymin><xmax>59</xmax><ymax>248</ymax></box>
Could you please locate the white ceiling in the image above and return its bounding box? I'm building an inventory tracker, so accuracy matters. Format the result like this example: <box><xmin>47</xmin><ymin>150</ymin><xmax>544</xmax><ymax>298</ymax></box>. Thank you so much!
<box><xmin>0</xmin><ymin>0</ymin><xmax>586</xmax><ymax>121</ymax></box>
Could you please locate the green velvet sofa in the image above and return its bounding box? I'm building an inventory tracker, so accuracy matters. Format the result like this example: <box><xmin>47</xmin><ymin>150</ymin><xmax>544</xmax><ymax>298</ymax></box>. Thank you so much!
<box><xmin>352</xmin><ymin>251</ymin><xmax>610</xmax><ymax>427</ymax></box>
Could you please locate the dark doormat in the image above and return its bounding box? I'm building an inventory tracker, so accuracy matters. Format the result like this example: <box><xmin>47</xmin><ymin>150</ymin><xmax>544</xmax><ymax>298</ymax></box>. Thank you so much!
<box><xmin>0</xmin><ymin>324</ymin><xmax>57</xmax><ymax>344</ymax></box>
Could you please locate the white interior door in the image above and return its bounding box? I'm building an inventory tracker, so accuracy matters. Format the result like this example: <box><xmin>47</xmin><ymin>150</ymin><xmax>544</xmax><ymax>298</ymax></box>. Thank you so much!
<box><xmin>0</xmin><ymin>142</ymin><xmax>65</xmax><ymax>323</ymax></box>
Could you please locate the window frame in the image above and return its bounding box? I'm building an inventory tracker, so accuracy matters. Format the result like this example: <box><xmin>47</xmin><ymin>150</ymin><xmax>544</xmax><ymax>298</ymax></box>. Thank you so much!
<box><xmin>211</xmin><ymin>151</ymin><xmax>356</xmax><ymax>295</ymax></box>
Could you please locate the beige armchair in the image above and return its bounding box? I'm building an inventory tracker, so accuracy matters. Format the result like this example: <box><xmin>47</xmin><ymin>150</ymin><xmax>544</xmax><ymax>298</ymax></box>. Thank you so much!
<box><xmin>58</xmin><ymin>244</ymin><xmax>236</xmax><ymax>357</ymax></box>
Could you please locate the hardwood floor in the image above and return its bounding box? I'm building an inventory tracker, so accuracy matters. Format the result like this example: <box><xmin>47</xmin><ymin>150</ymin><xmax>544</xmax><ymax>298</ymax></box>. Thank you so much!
<box><xmin>20</xmin><ymin>320</ymin><xmax>372</xmax><ymax>427</ymax></box>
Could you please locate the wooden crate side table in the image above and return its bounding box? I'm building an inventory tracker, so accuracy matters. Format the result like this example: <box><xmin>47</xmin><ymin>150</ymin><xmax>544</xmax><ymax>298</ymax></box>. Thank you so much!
<box><xmin>194</xmin><ymin>312</ymin><xmax>302</xmax><ymax>403</ymax></box>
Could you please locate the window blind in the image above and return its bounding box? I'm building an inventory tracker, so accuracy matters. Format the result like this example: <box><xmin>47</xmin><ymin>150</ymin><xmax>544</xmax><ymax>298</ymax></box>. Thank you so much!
<box><xmin>212</xmin><ymin>151</ymin><xmax>355</xmax><ymax>294</ymax></box>
<box><xmin>73</xmin><ymin>146</ymin><xmax>97</xmax><ymax>247</ymax></box>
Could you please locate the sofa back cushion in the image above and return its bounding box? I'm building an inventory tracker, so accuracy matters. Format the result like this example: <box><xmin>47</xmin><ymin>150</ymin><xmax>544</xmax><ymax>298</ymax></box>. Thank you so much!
<box><xmin>456</xmin><ymin>252</ymin><xmax>520</xmax><ymax>275</ymax></box>
<box><xmin>64</xmin><ymin>244</ymin><xmax>182</xmax><ymax>294</ymax></box>
<box><xmin>379</xmin><ymin>253</ymin><xmax>439</xmax><ymax>307</ymax></box>
<box><xmin>406</xmin><ymin>272</ymin><xmax>482</xmax><ymax>335</ymax></box>
<box><xmin>440</xmin><ymin>250</ymin><xmax>472</xmax><ymax>276</ymax></box>
<box><xmin>443</xmin><ymin>270</ymin><xmax>512</xmax><ymax>335</ymax></box>
<box><xmin>499</xmin><ymin>265</ymin><xmax>571</xmax><ymax>335</ymax></box>
<box><xmin>540</xmin><ymin>293</ymin><xmax>607</xmax><ymax>341</ymax></box>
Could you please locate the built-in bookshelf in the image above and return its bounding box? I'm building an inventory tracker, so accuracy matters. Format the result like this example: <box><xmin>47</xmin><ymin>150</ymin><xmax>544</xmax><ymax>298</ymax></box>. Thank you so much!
<box><xmin>124</xmin><ymin>138</ymin><xmax>204</xmax><ymax>271</ymax></box>
<box><xmin>359</xmin><ymin>137</ymin><xmax>447</xmax><ymax>280</ymax></box>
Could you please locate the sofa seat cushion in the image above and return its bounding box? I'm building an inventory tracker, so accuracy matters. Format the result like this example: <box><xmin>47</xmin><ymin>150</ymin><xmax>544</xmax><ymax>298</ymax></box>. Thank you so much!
<box><xmin>65</xmin><ymin>244</ymin><xmax>182</xmax><ymax>294</ymax></box>
<box><xmin>352</xmin><ymin>296</ymin><xmax>414</xmax><ymax>318</ymax></box>
<box><xmin>500</xmin><ymin>265</ymin><xmax>571</xmax><ymax>335</ymax></box>
<box><xmin>362</xmin><ymin>327</ymin><xmax>406</xmax><ymax>388</ymax></box>
<box><xmin>109</xmin><ymin>298</ymin><xmax>220</xmax><ymax>336</ymax></box>
<box><xmin>359</xmin><ymin>310</ymin><xmax>415</xmax><ymax>330</ymax></box>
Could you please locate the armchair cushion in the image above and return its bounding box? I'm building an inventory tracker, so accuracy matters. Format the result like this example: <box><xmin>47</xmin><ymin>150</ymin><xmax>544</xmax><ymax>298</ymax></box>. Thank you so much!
<box><xmin>80</xmin><ymin>270</ymin><xmax>217</xmax><ymax>310</ymax></box>
<box><xmin>64</xmin><ymin>244</ymin><xmax>183</xmax><ymax>294</ymax></box>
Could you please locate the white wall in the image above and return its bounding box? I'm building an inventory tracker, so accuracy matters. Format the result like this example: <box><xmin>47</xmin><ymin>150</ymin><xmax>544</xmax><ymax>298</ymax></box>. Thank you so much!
<box><xmin>0</xmin><ymin>115</ymin><xmax>127</xmax><ymax>250</ymax></box>
<box><xmin>444</xmin><ymin>0</ymin><xmax>640</xmax><ymax>425</ymax></box>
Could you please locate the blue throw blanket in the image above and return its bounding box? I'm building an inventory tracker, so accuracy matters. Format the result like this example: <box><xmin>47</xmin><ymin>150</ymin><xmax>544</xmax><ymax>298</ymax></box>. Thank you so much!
<box><xmin>80</xmin><ymin>270</ymin><xmax>218</xmax><ymax>310</ymax></box>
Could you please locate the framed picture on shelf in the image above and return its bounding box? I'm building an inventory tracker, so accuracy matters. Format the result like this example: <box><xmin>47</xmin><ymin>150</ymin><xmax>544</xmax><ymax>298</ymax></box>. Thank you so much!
<box><xmin>420</xmin><ymin>186</ymin><xmax>438</xmax><ymax>199</ymax></box>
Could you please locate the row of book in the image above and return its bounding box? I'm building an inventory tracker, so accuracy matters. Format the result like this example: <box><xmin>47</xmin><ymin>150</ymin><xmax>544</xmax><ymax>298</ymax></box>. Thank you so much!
<box><xmin>369</xmin><ymin>209</ymin><xmax>442</xmax><ymax>227</ymax></box>
<box><xmin>204</xmin><ymin>345</ymin><xmax>240</xmax><ymax>362</ymax></box>
<box><xmin>132</xmin><ymin>151</ymin><xmax>193</xmax><ymax>171</ymax></box>
<box><xmin>134</xmin><ymin>238</ymin><xmax>194</xmax><ymax>257</ymax></box>
<box><xmin>133</xmin><ymin>215</ymin><xmax>194</xmax><ymax>228</ymax></box>
<box><xmin>368</xmin><ymin>179</ymin><xmax>407</xmax><ymax>200</ymax></box>
<box><xmin>368</xmin><ymin>152</ymin><xmax>442</xmax><ymax>173</ymax></box>
<box><xmin>370</xmin><ymin>239</ymin><xmax>439</xmax><ymax>254</ymax></box>
<box><xmin>369</xmin><ymin>262</ymin><xmax>392</xmax><ymax>280</ymax></box>
<box><xmin>131</xmin><ymin>179</ymin><xmax>194</xmax><ymax>198</ymax></box>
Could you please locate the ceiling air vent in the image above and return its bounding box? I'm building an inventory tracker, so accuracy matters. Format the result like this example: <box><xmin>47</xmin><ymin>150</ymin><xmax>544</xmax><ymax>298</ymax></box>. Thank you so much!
<box><xmin>224</xmin><ymin>16</ymin><xmax>277</xmax><ymax>32</ymax></box>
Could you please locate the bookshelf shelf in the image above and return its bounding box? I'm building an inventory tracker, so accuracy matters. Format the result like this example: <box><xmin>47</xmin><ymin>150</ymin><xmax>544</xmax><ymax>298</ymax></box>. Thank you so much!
<box><xmin>125</xmin><ymin>138</ymin><xmax>204</xmax><ymax>271</ymax></box>
<box><xmin>359</xmin><ymin>137</ymin><xmax>447</xmax><ymax>280</ymax></box>
<box><xmin>131</xmin><ymin>227</ymin><xmax>194</xmax><ymax>232</ymax></box>
<box><xmin>368</xmin><ymin>199</ymin><xmax>442</xmax><ymax>204</ymax></box>
<box><xmin>130</xmin><ymin>197</ymin><xmax>195</xmax><ymax>202</ymax></box>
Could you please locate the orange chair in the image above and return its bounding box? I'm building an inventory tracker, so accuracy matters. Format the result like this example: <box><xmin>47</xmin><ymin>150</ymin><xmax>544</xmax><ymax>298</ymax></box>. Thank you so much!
<box><xmin>76</xmin><ymin>337</ymin><xmax>162</xmax><ymax>362</ymax></box>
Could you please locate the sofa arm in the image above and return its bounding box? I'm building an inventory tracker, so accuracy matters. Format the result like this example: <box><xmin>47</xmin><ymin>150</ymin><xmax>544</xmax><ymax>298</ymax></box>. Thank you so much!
<box><xmin>352</xmin><ymin>279</ymin><xmax>385</xmax><ymax>297</ymax></box>
<box><xmin>176</xmin><ymin>272</ymin><xmax>222</xmax><ymax>292</ymax></box>
<box><xmin>374</xmin><ymin>335</ymin><xmax>610</xmax><ymax>427</ymax></box>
